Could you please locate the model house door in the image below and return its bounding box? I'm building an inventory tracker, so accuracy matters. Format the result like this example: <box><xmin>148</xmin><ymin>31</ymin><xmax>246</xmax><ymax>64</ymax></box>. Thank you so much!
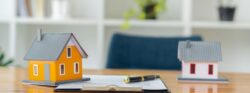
<box><xmin>44</xmin><ymin>64</ymin><xmax>50</xmax><ymax>81</ymax></box>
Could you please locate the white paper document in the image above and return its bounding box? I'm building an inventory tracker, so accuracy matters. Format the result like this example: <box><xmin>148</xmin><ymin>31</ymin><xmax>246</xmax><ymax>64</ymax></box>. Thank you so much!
<box><xmin>56</xmin><ymin>75</ymin><xmax>167</xmax><ymax>91</ymax></box>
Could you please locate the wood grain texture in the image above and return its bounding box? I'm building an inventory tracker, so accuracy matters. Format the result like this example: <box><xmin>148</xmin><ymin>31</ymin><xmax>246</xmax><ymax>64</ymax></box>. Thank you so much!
<box><xmin>0</xmin><ymin>67</ymin><xmax>249</xmax><ymax>93</ymax></box>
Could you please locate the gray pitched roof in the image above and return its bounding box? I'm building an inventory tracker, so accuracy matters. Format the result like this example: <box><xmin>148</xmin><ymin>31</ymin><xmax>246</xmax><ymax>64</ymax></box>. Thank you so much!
<box><xmin>24</xmin><ymin>33</ymin><xmax>88</xmax><ymax>60</ymax></box>
<box><xmin>178</xmin><ymin>41</ymin><xmax>222</xmax><ymax>62</ymax></box>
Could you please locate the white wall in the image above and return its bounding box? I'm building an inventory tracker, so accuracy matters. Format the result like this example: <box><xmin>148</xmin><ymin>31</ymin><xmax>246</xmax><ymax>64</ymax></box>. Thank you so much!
<box><xmin>0</xmin><ymin>0</ymin><xmax>13</xmax><ymax>20</ymax></box>
<box><xmin>0</xmin><ymin>24</ymin><xmax>10</xmax><ymax>57</ymax></box>
<box><xmin>193</xmin><ymin>30</ymin><xmax>250</xmax><ymax>73</ymax></box>
<box><xmin>193</xmin><ymin>0</ymin><xmax>250</xmax><ymax>22</ymax></box>
<box><xmin>0</xmin><ymin>0</ymin><xmax>250</xmax><ymax>73</ymax></box>
<box><xmin>104</xmin><ymin>0</ymin><xmax>250</xmax><ymax>73</ymax></box>
<box><xmin>105</xmin><ymin>0</ymin><xmax>182</xmax><ymax>20</ymax></box>
<box><xmin>192</xmin><ymin>0</ymin><xmax>250</xmax><ymax>73</ymax></box>
<box><xmin>182</xmin><ymin>62</ymin><xmax>218</xmax><ymax>79</ymax></box>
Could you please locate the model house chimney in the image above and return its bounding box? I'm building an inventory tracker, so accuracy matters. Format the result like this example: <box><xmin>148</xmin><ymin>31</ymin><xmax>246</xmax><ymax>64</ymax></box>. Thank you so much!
<box><xmin>37</xmin><ymin>28</ymin><xmax>42</xmax><ymax>41</ymax></box>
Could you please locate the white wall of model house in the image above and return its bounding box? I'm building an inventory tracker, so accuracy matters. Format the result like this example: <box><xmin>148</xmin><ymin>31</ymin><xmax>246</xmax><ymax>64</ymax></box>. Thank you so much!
<box><xmin>182</xmin><ymin>61</ymin><xmax>218</xmax><ymax>79</ymax></box>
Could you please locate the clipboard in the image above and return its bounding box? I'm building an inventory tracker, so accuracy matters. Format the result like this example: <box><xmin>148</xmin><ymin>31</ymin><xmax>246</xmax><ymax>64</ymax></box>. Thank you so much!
<box><xmin>55</xmin><ymin>75</ymin><xmax>170</xmax><ymax>93</ymax></box>
<box><xmin>56</xmin><ymin>85</ymin><xmax>142</xmax><ymax>92</ymax></box>
<box><xmin>55</xmin><ymin>84</ymin><xmax>170</xmax><ymax>93</ymax></box>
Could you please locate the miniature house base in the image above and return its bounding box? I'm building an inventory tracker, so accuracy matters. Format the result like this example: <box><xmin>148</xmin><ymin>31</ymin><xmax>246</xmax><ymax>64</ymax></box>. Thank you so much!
<box><xmin>177</xmin><ymin>76</ymin><xmax>229</xmax><ymax>84</ymax></box>
<box><xmin>23</xmin><ymin>31</ymin><xmax>89</xmax><ymax>86</ymax></box>
<box><xmin>177</xmin><ymin>41</ymin><xmax>228</xmax><ymax>84</ymax></box>
<box><xmin>22</xmin><ymin>77</ymin><xmax>90</xmax><ymax>86</ymax></box>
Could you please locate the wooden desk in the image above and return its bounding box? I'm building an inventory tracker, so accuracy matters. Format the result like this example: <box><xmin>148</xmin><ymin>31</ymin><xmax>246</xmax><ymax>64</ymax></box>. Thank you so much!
<box><xmin>0</xmin><ymin>67</ymin><xmax>249</xmax><ymax>93</ymax></box>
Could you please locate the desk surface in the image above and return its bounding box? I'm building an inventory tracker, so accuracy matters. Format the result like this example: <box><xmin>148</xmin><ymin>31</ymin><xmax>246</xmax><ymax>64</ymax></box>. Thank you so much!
<box><xmin>0</xmin><ymin>67</ymin><xmax>249</xmax><ymax>93</ymax></box>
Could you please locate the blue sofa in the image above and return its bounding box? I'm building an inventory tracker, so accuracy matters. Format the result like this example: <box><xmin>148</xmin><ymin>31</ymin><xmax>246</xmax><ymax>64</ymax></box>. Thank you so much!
<box><xmin>106</xmin><ymin>33</ymin><xmax>203</xmax><ymax>70</ymax></box>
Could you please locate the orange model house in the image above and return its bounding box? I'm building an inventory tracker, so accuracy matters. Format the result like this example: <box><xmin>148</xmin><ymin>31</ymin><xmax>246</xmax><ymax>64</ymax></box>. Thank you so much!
<box><xmin>23</xmin><ymin>30</ymin><xmax>88</xmax><ymax>86</ymax></box>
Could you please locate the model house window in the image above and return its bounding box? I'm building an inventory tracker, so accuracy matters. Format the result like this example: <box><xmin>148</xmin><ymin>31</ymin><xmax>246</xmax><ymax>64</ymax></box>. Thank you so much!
<box><xmin>208</xmin><ymin>64</ymin><xmax>213</xmax><ymax>75</ymax></box>
<box><xmin>59</xmin><ymin>64</ymin><xmax>65</xmax><ymax>75</ymax></box>
<box><xmin>33</xmin><ymin>64</ymin><xmax>38</xmax><ymax>76</ymax></box>
<box><xmin>190</xmin><ymin>64</ymin><xmax>196</xmax><ymax>74</ymax></box>
<box><xmin>67</xmin><ymin>47</ymin><xmax>72</xmax><ymax>58</ymax></box>
<box><xmin>74</xmin><ymin>62</ymin><xmax>79</xmax><ymax>74</ymax></box>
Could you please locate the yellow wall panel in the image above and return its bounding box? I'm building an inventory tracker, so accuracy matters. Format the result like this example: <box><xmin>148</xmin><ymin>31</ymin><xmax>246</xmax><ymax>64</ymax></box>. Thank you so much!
<box><xmin>27</xmin><ymin>45</ymin><xmax>83</xmax><ymax>82</ymax></box>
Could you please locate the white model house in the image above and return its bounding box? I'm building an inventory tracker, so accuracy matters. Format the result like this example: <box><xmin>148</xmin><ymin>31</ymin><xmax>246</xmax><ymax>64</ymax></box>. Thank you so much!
<box><xmin>178</xmin><ymin>41</ymin><xmax>222</xmax><ymax>80</ymax></box>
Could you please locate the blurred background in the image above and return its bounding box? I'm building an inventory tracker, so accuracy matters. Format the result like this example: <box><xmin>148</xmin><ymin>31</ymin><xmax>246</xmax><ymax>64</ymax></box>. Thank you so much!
<box><xmin>0</xmin><ymin>0</ymin><xmax>249</xmax><ymax>73</ymax></box>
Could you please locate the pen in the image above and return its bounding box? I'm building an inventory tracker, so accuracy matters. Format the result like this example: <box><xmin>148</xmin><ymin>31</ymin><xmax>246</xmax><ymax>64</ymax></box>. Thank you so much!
<box><xmin>124</xmin><ymin>75</ymin><xmax>160</xmax><ymax>83</ymax></box>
